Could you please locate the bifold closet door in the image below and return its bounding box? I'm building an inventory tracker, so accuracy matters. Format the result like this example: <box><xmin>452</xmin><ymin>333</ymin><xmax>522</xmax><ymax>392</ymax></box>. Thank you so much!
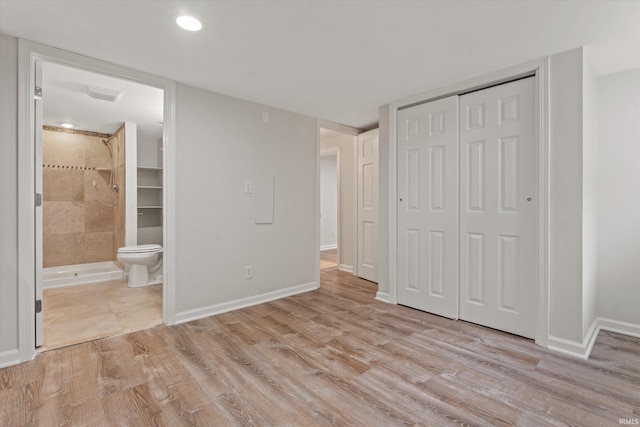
<box><xmin>397</xmin><ymin>96</ymin><xmax>459</xmax><ymax>318</ymax></box>
<box><xmin>459</xmin><ymin>77</ymin><xmax>537</xmax><ymax>339</ymax></box>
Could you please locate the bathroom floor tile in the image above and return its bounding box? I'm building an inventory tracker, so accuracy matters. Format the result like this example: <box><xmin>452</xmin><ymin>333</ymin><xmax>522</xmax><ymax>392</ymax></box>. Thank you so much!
<box><xmin>42</xmin><ymin>280</ymin><xmax>162</xmax><ymax>351</ymax></box>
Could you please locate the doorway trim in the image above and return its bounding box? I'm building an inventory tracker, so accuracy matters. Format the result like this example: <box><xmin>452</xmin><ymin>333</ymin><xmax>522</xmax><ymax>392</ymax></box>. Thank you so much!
<box><xmin>385</xmin><ymin>57</ymin><xmax>550</xmax><ymax>346</ymax></box>
<box><xmin>17</xmin><ymin>39</ymin><xmax>177</xmax><ymax>363</ymax></box>
<box><xmin>320</xmin><ymin>149</ymin><xmax>340</xmax><ymax>263</ymax></box>
<box><xmin>318</xmin><ymin>120</ymin><xmax>361</xmax><ymax>279</ymax></box>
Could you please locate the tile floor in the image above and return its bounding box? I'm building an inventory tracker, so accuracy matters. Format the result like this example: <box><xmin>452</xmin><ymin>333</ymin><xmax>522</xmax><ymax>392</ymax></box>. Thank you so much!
<box><xmin>320</xmin><ymin>248</ymin><xmax>338</xmax><ymax>269</ymax></box>
<box><xmin>42</xmin><ymin>279</ymin><xmax>162</xmax><ymax>351</ymax></box>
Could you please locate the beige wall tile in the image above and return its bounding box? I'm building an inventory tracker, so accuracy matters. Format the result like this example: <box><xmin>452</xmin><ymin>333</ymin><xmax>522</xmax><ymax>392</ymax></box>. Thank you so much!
<box><xmin>43</xmin><ymin>130</ymin><xmax>86</xmax><ymax>168</ymax></box>
<box><xmin>85</xmin><ymin>232</ymin><xmax>114</xmax><ymax>263</ymax></box>
<box><xmin>85</xmin><ymin>170</ymin><xmax>113</xmax><ymax>202</ymax></box>
<box><xmin>85</xmin><ymin>137</ymin><xmax>112</xmax><ymax>170</ymax></box>
<box><xmin>43</xmin><ymin>232</ymin><xmax>84</xmax><ymax>267</ymax></box>
<box><xmin>43</xmin><ymin>168</ymin><xmax>84</xmax><ymax>201</ymax></box>
<box><xmin>85</xmin><ymin>201</ymin><xmax>114</xmax><ymax>232</ymax></box>
<box><xmin>43</xmin><ymin>201</ymin><xmax>84</xmax><ymax>234</ymax></box>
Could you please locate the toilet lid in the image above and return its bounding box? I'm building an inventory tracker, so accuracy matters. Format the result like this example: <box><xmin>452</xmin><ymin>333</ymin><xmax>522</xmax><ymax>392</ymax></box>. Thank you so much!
<box><xmin>118</xmin><ymin>244</ymin><xmax>163</xmax><ymax>254</ymax></box>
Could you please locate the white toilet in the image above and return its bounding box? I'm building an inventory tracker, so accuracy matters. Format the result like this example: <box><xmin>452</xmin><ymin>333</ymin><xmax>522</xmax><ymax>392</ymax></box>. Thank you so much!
<box><xmin>116</xmin><ymin>244</ymin><xmax>163</xmax><ymax>287</ymax></box>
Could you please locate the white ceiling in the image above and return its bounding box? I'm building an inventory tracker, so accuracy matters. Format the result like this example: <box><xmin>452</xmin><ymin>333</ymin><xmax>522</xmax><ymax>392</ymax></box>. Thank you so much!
<box><xmin>1</xmin><ymin>0</ymin><xmax>639</xmax><ymax>129</ymax></box>
<box><xmin>42</xmin><ymin>61</ymin><xmax>164</xmax><ymax>140</ymax></box>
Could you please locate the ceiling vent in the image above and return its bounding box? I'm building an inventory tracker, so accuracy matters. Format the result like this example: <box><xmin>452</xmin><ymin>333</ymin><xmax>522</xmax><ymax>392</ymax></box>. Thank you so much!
<box><xmin>87</xmin><ymin>85</ymin><xmax>123</xmax><ymax>102</ymax></box>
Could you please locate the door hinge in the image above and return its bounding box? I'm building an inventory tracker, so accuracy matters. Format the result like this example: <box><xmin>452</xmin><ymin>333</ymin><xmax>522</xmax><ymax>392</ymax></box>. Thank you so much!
<box><xmin>35</xmin><ymin>299</ymin><xmax>42</xmax><ymax>314</ymax></box>
<box><xmin>35</xmin><ymin>193</ymin><xmax>42</xmax><ymax>207</ymax></box>
<box><xmin>34</xmin><ymin>86</ymin><xmax>42</xmax><ymax>100</ymax></box>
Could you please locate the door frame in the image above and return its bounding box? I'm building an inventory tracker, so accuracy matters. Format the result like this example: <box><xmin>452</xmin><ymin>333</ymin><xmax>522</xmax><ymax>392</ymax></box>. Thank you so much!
<box><xmin>319</xmin><ymin>149</ymin><xmax>340</xmax><ymax>258</ymax></box>
<box><xmin>17</xmin><ymin>39</ymin><xmax>177</xmax><ymax>363</ymax></box>
<box><xmin>385</xmin><ymin>57</ymin><xmax>550</xmax><ymax>346</ymax></box>
<box><xmin>317</xmin><ymin>120</ymin><xmax>361</xmax><ymax>280</ymax></box>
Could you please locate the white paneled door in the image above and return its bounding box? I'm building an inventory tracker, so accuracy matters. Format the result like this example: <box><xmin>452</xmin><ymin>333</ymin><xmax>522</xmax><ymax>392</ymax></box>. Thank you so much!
<box><xmin>459</xmin><ymin>77</ymin><xmax>537</xmax><ymax>339</ymax></box>
<box><xmin>397</xmin><ymin>96</ymin><xmax>459</xmax><ymax>318</ymax></box>
<box><xmin>357</xmin><ymin>129</ymin><xmax>379</xmax><ymax>283</ymax></box>
<box><xmin>396</xmin><ymin>77</ymin><xmax>537</xmax><ymax>339</ymax></box>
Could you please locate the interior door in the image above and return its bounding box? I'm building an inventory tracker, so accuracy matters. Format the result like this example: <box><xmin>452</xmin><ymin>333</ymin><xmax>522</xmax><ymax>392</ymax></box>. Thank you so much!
<box><xmin>357</xmin><ymin>129</ymin><xmax>378</xmax><ymax>283</ymax></box>
<box><xmin>35</xmin><ymin>60</ymin><xmax>44</xmax><ymax>347</ymax></box>
<box><xmin>397</xmin><ymin>96</ymin><xmax>459</xmax><ymax>318</ymax></box>
<box><xmin>459</xmin><ymin>77</ymin><xmax>537</xmax><ymax>338</ymax></box>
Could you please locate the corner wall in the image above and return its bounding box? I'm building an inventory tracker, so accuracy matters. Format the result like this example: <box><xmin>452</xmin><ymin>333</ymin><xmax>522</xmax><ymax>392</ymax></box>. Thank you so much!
<box><xmin>597</xmin><ymin>68</ymin><xmax>640</xmax><ymax>327</ymax></box>
<box><xmin>0</xmin><ymin>34</ymin><xmax>20</xmax><ymax>367</ymax></box>
<box><xmin>174</xmin><ymin>84</ymin><xmax>318</xmax><ymax>321</ymax></box>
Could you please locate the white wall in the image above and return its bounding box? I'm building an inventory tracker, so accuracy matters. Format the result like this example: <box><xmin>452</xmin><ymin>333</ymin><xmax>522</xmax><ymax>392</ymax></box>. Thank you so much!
<box><xmin>582</xmin><ymin>54</ymin><xmax>598</xmax><ymax>336</ymax></box>
<box><xmin>547</xmin><ymin>48</ymin><xmax>587</xmax><ymax>343</ymax></box>
<box><xmin>597</xmin><ymin>68</ymin><xmax>640</xmax><ymax>326</ymax></box>
<box><xmin>377</xmin><ymin>104</ymin><xmax>390</xmax><ymax>298</ymax></box>
<box><xmin>174</xmin><ymin>84</ymin><xmax>317</xmax><ymax>319</ymax></box>
<box><xmin>320</xmin><ymin>130</ymin><xmax>356</xmax><ymax>270</ymax></box>
<box><xmin>320</xmin><ymin>154</ymin><xmax>337</xmax><ymax>250</ymax></box>
<box><xmin>0</xmin><ymin>34</ymin><xmax>20</xmax><ymax>367</ymax></box>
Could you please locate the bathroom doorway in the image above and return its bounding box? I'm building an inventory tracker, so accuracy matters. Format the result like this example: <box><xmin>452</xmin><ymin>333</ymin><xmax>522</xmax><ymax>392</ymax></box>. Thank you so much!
<box><xmin>37</xmin><ymin>60</ymin><xmax>166</xmax><ymax>350</ymax></box>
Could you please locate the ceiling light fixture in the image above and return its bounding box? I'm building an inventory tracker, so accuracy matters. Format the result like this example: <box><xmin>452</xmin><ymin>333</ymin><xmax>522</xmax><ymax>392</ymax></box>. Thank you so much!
<box><xmin>60</xmin><ymin>122</ymin><xmax>75</xmax><ymax>129</ymax></box>
<box><xmin>176</xmin><ymin>15</ymin><xmax>202</xmax><ymax>31</ymax></box>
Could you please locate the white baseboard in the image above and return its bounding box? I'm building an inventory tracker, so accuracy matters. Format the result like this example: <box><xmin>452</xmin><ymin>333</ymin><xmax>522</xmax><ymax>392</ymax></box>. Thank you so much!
<box><xmin>547</xmin><ymin>317</ymin><xmax>640</xmax><ymax>359</ymax></box>
<box><xmin>338</xmin><ymin>264</ymin><xmax>353</xmax><ymax>273</ymax></box>
<box><xmin>174</xmin><ymin>281</ymin><xmax>317</xmax><ymax>325</ymax></box>
<box><xmin>320</xmin><ymin>244</ymin><xmax>337</xmax><ymax>251</ymax></box>
<box><xmin>375</xmin><ymin>291</ymin><xmax>391</xmax><ymax>303</ymax></box>
<box><xmin>597</xmin><ymin>317</ymin><xmax>640</xmax><ymax>338</ymax></box>
<box><xmin>0</xmin><ymin>349</ymin><xmax>22</xmax><ymax>369</ymax></box>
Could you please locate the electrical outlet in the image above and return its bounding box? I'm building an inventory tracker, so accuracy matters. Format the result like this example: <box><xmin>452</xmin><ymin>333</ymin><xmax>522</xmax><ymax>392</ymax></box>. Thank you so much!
<box><xmin>244</xmin><ymin>180</ymin><xmax>253</xmax><ymax>194</ymax></box>
<box><xmin>244</xmin><ymin>265</ymin><xmax>253</xmax><ymax>279</ymax></box>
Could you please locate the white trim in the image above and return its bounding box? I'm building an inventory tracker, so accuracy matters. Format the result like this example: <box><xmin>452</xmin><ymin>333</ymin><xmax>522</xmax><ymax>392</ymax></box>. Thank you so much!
<box><xmin>320</xmin><ymin>148</ymin><xmax>340</xmax><ymax>266</ymax></box>
<box><xmin>597</xmin><ymin>318</ymin><xmax>640</xmax><ymax>339</ymax></box>
<box><xmin>386</xmin><ymin>57</ymin><xmax>550</xmax><ymax>345</ymax></box>
<box><xmin>0</xmin><ymin>349</ymin><xmax>22</xmax><ymax>369</ymax></box>
<box><xmin>375</xmin><ymin>291</ymin><xmax>391</xmax><ymax>303</ymax></box>
<box><xmin>318</xmin><ymin>120</ymin><xmax>362</xmax><ymax>136</ymax></box>
<box><xmin>315</xmin><ymin>121</ymin><xmax>321</xmax><ymax>289</ymax></box>
<box><xmin>352</xmin><ymin>134</ymin><xmax>358</xmax><ymax>276</ymax></box>
<box><xmin>17</xmin><ymin>39</ymin><xmax>178</xmax><ymax>366</ymax></box>
<box><xmin>338</xmin><ymin>264</ymin><xmax>353</xmax><ymax>273</ymax></box>
<box><xmin>547</xmin><ymin>317</ymin><xmax>640</xmax><ymax>359</ymax></box>
<box><xmin>548</xmin><ymin>318</ymin><xmax>599</xmax><ymax>359</ymax></box>
<box><xmin>174</xmin><ymin>281</ymin><xmax>317</xmax><ymax>324</ymax></box>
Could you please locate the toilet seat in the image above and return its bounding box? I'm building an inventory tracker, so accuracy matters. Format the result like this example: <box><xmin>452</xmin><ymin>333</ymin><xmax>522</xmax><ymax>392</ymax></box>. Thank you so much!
<box><xmin>117</xmin><ymin>244</ymin><xmax>163</xmax><ymax>254</ymax></box>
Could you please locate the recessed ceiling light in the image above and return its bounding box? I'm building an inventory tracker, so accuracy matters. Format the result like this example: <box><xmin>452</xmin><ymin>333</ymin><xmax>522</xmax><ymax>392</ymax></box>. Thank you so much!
<box><xmin>60</xmin><ymin>122</ymin><xmax>75</xmax><ymax>129</ymax></box>
<box><xmin>176</xmin><ymin>15</ymin><xmax>202</xmax><ymax>31</ymax></box>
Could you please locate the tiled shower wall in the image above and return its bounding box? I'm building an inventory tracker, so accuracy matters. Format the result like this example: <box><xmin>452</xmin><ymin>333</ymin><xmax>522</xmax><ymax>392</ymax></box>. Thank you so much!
<box><xmin>42</xmin><ymin>126</ymin><xmax>124</xmax><ymax>268</ymax></box>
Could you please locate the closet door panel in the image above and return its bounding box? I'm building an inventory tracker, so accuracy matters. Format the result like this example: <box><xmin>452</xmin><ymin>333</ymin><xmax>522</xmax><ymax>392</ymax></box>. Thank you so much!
<box><xmin>459</xmin><ymin>77</ymin><xmax>537</xmax><ymax>339</ymax></box>
<box><xmin>397</xmin><ymin>96</ymin><xmax>459</xmax><ymax>318</ymax></box>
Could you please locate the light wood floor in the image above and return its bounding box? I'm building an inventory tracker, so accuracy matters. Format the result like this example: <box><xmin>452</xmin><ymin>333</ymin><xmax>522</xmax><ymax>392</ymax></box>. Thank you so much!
<box><xmin>2</xmin><ymin>267</ymin><xmax>639</xmax><ymax>426</ymax></box>
<box><xmin>43</xmin><ymin>280</ymin><xmax>162</xmax><ymax>351</ymax></box>
<box><xmin>320</xmin><ymin>248</ymin><xmax>337</xmax><ymax>269</ymax></box>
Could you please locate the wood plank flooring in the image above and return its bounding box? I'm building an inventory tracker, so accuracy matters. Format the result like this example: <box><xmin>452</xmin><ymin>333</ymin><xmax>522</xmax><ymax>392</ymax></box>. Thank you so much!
<box><xmin>1</xmin><ymin>267</ymin><xmax>639</xmax><ymax>426</ymax></box>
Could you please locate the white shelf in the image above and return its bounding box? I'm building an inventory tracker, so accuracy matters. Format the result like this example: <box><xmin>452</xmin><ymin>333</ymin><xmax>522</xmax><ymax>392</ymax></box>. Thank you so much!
<box><xmin>137</xmin><ymin>185</ymin><xmax>162</xmax><ymax>189</ymax></box>
<box><xmin>137</xmin><ymin>165</ymin><xmax>163</xmax><ymax>170</ymax></box>
<box><xmin>138</xmin><ymin>205</ymin><xmax>163</xmax><ymax>209</ymax></box>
